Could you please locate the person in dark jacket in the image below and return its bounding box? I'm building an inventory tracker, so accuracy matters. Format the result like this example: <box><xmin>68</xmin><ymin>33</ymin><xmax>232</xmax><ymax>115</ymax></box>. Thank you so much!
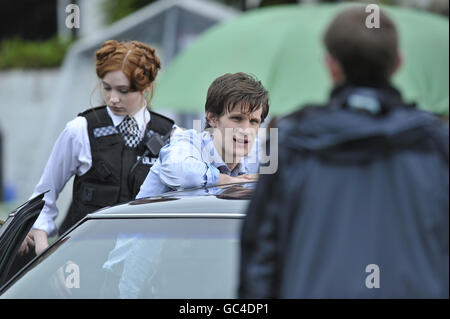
<box><xmin>239</xmin><ymin>6</ymin><xmax>449</xmax><ymax>298</ymax></box>
<box><xmin>19</xmin><ymin>40</ymin><xmax>175</xmax><ymax>256</ymax></box>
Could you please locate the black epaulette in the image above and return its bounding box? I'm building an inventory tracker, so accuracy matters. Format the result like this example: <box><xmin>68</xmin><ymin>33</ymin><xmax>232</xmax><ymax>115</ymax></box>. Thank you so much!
<box><xmin>77</xmin><ymin>105</ymin><xmax>106</xmax><ymax>117</ymax></box>
<box><xmin>148</xmin><ymin>110</ymin><xmax>175</xmax><ymax>135</ymax></box>
<box><xmin>77</xmin><ymin>106</ymin><xmax>175</xmax><ymax>135</ymax></box>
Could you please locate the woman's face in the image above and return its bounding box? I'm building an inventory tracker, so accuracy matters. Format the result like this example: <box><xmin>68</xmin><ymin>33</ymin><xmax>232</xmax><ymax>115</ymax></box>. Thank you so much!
<box><xmin>101</xmin><ymin>70</ymin><xmax>147</xmax><ymax>116</ymax></box>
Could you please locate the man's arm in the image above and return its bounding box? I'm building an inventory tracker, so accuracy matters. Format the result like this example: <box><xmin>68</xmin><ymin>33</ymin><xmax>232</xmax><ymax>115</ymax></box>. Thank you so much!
<box><xmin>158</xmin><ymin>130</ymin><xmax>253</xmax><ymax>189</ymax></box>
<box><xmin>155</xmin><ymin>131</ymin><xmax>214</xmax><ymax>189</ymax></box>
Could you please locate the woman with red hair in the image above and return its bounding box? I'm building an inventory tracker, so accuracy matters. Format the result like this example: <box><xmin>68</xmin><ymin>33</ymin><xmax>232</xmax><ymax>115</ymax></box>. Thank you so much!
<box><xmin>21</xmin><ymin>40</ymin><xmax>175</xmax><ymax>256</ymax></box>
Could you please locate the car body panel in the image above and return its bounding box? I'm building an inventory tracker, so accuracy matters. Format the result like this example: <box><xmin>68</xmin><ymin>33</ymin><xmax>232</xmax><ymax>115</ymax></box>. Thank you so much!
<box><xmin>90</xmin><ymin>196</ymin><xmax>250</xmax><ymax>217</ymax></box>
<box><xmin>0</xmin><ymin>183</ymin><xmax>254</xmax><ymax>298</ymax></box>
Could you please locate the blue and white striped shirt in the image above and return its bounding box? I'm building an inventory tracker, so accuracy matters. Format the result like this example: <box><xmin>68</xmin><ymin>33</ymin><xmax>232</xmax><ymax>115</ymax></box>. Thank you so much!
<box><xmin>136</xmin><ymin>129</ymin><xmax>259</xmax><ymax>198</ymax></box>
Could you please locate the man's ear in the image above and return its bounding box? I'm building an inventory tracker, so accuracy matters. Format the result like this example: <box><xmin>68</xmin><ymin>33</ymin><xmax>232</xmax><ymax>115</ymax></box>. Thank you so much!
<box><xmin>324</xmin><ymin>53</ymin><xmax>344</xmax><ymax>86</ymax></box>
<box><xmin>391</xmin><ymin>52</ymin><xmax>403</xmax><ymax>76</ymax></box>
<box><xmin>206</xmin><ymin>112</ymin><xmax>218</xmax><ymax>128</ymax></box>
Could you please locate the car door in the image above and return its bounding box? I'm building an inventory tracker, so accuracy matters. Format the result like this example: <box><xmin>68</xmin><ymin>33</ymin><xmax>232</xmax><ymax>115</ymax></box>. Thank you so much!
<box><xmin>0</xmin><ymin>192</ymin><xmax>46</xmax><ymax>287</ymax></box>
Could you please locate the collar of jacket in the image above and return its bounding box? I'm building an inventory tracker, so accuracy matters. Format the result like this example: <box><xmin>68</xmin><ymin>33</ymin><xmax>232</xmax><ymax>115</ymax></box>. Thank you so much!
<box><xmin>329</xmin><ymin>82</ymin><xmax>416</xmax><ymax>115</ymax></box>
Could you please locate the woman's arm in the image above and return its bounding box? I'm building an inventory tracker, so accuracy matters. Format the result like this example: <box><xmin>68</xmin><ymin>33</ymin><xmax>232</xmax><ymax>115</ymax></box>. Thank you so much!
<box><xmin>30</xmin><ymin>229</ymin><xmax>48</xmax><ymax>255</ymax></box>
<box><xmin>28</xmin><ymin>116</ymin><xmax>91</xmax><ymax>252</ymax></box>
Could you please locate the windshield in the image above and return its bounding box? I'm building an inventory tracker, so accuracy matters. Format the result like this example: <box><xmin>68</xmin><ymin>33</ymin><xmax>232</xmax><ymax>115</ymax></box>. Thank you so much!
<box><xmin>1</xmin><ymin>217</ymin><xmax>242</xmax><ymax>299</ymax></box>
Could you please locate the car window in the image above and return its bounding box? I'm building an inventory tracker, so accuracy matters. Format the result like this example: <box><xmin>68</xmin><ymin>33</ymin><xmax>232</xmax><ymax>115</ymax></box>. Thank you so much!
<box><xmin>0</xmin><ymin>192</ymin><xmax>45</xmax><ymax>286</ymax></box>
<box><xmin>1</xmin><ymin>218</ymin><xmax>242</xmax><ymax>299</ymax></box>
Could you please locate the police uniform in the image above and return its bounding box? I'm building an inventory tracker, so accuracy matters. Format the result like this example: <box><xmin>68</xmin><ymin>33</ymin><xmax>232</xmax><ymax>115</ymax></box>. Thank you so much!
<box><xmin>31</xmin><ymin>105</ymin><xmax>174</xmax><ymax>237</ymax></box>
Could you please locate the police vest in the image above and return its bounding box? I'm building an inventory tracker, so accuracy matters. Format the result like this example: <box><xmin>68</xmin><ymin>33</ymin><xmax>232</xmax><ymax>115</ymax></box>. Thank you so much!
<box><xmin>59</xmin><ymin>106</ymin><xmax>174</xmax><ymax>235</ymax></box>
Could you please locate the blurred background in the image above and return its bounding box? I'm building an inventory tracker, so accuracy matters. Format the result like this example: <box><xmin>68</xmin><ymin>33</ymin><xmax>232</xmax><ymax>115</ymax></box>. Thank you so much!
<box><xmin>0</xmin><ymin>0</ymin><xmax>448</xmax><ymax>228</ymax></box>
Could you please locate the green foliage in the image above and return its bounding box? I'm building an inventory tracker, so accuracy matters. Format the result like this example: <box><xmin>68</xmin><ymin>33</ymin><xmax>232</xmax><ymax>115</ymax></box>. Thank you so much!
<box><xmin>103</xmin><ymin>0</ymin><xmax>157</xmax><ymax>25</ymax></box>
<box><xmin>0</xmin><ymin>37</ymin><xmax>74</xmax><ymax>70</ymax></box>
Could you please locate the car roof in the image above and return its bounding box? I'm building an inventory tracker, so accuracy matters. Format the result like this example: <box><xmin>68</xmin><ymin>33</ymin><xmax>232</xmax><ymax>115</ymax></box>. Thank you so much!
<box><xmin>88</xmin><ymin>182</ymin><xmax>256</xmax><ymax>219</ymax></box>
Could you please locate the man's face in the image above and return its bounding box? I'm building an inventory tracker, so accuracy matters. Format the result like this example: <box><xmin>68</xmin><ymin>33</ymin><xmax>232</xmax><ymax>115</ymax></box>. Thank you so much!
<box><xmin>207</xmin><ymin>104</ymin><xmax>263</xmax><ymax>163</ymax></box>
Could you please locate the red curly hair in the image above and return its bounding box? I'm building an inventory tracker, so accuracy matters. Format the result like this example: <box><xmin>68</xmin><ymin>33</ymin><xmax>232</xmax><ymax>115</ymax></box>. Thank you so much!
<box><xmin>95</xmin><ymin>40</ymin><xmax>161</xmax><ymax>104</ymax></box>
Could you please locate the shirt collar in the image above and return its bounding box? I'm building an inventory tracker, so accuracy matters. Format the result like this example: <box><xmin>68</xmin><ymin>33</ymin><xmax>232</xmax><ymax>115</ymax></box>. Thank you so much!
<box><xmin>106</xmin><ymin>101</ymin><xmax>151</xmax><ymax>132</ymax></box>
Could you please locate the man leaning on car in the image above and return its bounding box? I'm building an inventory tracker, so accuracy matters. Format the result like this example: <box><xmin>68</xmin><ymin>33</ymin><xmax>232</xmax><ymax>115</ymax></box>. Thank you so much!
<box><xmin>136</xmin><ymin>72</ymin><xmax>270</xmax><ymax>199</ymax></box>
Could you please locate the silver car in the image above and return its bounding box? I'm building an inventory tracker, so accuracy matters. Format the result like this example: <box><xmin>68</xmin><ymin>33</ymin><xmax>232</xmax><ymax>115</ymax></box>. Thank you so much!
<box><xmin>0</xmin><ymin>183</ymin><xmax>254</xmax><ymax>299</ymax></box>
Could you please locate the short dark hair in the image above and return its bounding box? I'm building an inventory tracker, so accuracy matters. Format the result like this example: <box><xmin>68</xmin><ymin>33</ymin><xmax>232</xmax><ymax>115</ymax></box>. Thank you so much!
<box><xmin>323</xmin><ymin>6</ymin><xmax>399</xmax><ymax>85</ymax></box>
<box><xmin>205</xmin><ymin>72</ymin><xmax>269</xmax><ymax>129</ymax></box>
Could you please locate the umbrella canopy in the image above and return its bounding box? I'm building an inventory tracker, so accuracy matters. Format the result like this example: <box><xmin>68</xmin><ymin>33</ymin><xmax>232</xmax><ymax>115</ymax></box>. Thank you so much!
<box><xmin>152</xmin><ymin>4</ymin><xmax>449</xmax><ymax>116</ymax></box>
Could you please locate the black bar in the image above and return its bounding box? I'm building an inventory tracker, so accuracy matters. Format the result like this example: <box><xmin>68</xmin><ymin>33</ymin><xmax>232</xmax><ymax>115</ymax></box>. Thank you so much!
<box><xmin>0</xmin><ymin>127</ymin><xmax>3</xmax><ymax>202</ymax></box>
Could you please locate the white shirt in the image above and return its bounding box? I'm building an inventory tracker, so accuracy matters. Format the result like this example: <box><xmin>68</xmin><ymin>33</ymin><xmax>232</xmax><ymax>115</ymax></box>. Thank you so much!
<box><xmin>31</xmin><ymin>105</ymin><xmax>151</xmax><ymax>237</ymax></box>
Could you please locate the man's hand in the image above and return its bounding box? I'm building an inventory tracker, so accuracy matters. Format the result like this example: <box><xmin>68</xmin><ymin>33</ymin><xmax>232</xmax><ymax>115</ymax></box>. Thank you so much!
<box><xmin>217</xmin><ymin>173</ymin><xmax>259</xmax><ymax>185</ymax></box>
<box><xmin>18</xmin><ymin>232</ymin><xmax>35</xmax><ymax>256</ymax></box>
<box><xmin>31</xmin><ymin>229</ymin><xmax>49</xmax><ymax>255</ymax></box>
<box><xmin>240</xmin><ymin>174</ymin><xmax>259</xmax><ymax>182</ymax></box>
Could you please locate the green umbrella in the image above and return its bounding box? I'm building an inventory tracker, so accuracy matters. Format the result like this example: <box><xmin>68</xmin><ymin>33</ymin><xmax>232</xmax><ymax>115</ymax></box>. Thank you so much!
<box><xmin>152</xmin><ymin>4</ymin><xmax>449</xmax><ymax>116</ymax></box>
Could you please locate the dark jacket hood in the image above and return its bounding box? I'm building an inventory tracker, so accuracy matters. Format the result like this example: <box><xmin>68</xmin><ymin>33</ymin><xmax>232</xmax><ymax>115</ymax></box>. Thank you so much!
<box><xmin>282</xmin><ymin>85</ymin><xmax>448</xmax><ymax>163</ymax></box>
